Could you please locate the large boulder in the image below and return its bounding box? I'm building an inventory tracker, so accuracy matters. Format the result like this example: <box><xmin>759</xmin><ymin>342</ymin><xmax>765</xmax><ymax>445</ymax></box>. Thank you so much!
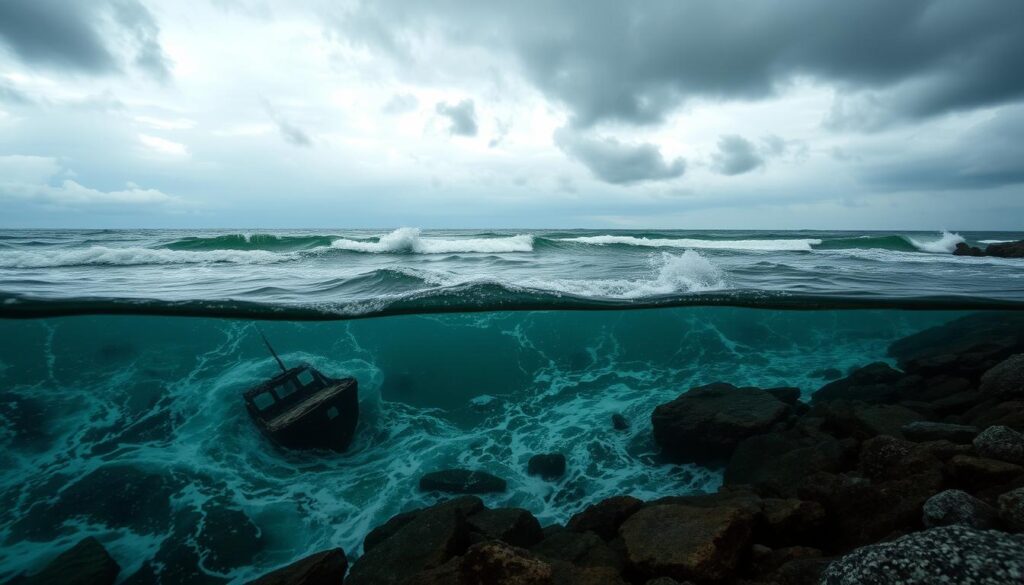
<box><xmin>980</xmin><ymin>354</ymin><xmax>1024</xmax><ymax>399</ymax></box>
<box><xmin>901</xmin><ymin>421</ymin><xmax>978</xmax><ymax>444</ymax></box>
<box><xmin>724</xmin><ymin>432</ymin><xmax>846</xmax><ymax>497</ymax></box>
<box><xmin>651</xmin><ymin>383</ymin><xmax>789</xmax><ymax>463</ymax></box>
<box><xmin>998</xmin><ymin>487</ymin><xmax>1024</xmax><ymax>532</ymax></box>
<box><xmin>947</xmin><ymin>455</ymin><xmax>1023</xmax><ymax>489</ymax></box>
<box><xmin>888</xmin><ymin>313</ymin><xmax>1024</xmax><ymax>378</ymax></box>
<box><xmin>986</xmin><ymin>240</ymin><xmax>1024</xmax><ymax>258</ymax></box>
<box><xmin>812</xmin><ymin>363</ymin><xmax>908</xmax><ymax>403</ymax></box>
<box><xmin>819</xmin><ymin>401</ymin><xmax>922</xmax><ymax>439</ymax></box>
<box><xmin>530</xmin><ymin>530</ymin><xmax>623</xmax><ymax>570</ymax></box>
<box><xmin>245</xmin><ymin>549</ymin><xmax>347</xmax><ymax>585</ymax></box>
<box><xmin>619</xmin><ymin>503</ymin><xmax>754</xmax><ymax>582</ymax></box>
<box><xmin>468</xmin><ymin>508</ymin><xmax>544</xmax><ymax>548</ymax></box>
<box><xmin>973</xmin><ymin>425</ymin><xmax>1024</xmax><ymax>464</ymax></box>
<box><xmin>820</xmin><ymin>525</ymin><xmax>1024</xmax><ymax>585</ymax></box>
<box><xmin>20</xmin><ymin>537</ymin><xmax>120</xmax><ymax>585</ymax></box>
<box><xmin>921</xmin><ymin>489</ymin><xmax>997</xmax><ymax>529</ymax></box>
<box><xmin>566</xmin><ymin>496</ymin><xmax>643</xmax><ymax>541</ymax></box>
<box><xmin>953</xmin><ymin>242</ymin><xmax>985</xmax><ymax>256</ymax></box>
<box><xmin>406</xmin><ymin>541</ymin><xmax>553</xmax><ymax>585</ymax></box>
<box><xmin>347</xmin><ymin>497</ymin><xmax>483</xmax><ymax>585</ymax></box>
<box><xmin>419</xmin><ymin>470</ymin><xmax>507</xmax><ymax>494</ymax></box>
<box><xmin>757</xmin><ymin>498</ymin><xmax>825</xmax><ymax>548</ymax></box>
<box><xmin>527</xmin><ymin>454</ymin><xmax>566</xmax><ymax>481</ymax></box>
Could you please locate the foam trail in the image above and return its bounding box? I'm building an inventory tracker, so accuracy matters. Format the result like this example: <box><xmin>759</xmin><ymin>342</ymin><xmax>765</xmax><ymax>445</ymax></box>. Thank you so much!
<box><xmin>330</xmin><ymin>228</ymin><xmax>534</xmax><ymax>254</ymax></box>
<box><xmin>979</xmin><ymin>239</ymin><xmax>1014</xmax><ymax>244</ymax></box>
<box><xmin>0</xmin><ymin>246</ymin><xmax>289</xmax><ymax>268</ymax></box>
<box><xmin>906</xmin><ymin>231</ymin><xmax>965</xmax><ymax>254</ymax></box>
<box><xmin>560</xmin><ymin>235</ymin><xmax>821</xmax><ymax>252</ymax></box>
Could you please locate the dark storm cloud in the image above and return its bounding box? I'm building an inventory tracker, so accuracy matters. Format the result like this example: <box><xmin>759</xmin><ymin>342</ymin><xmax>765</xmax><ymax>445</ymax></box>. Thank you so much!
<box><xmin>555</xmin><ymin>129</ymin><xmax>685</xmax><ymax>184</ymax></box>
<box><xmin>0</xmin><ymin>0</ymin><xmax>170</xmax><ymax>79</ymax></box>
<box><xmin>859</xmin><ymin>107</ymin><xmax>1024</xmax><ymax>190</ymax></box>
<box><xmin>712</xmin><ymin>135</ymin><xmax>763</xmax><ymax>176</ymax></box>
<box><xmin>335</xmin><ymin>1</ymin><xmax>1024</xmax><ymax>129</ymax></box>
<box><xmin>436</xmin><ymin>99</ymin><xmax>478</xmax><ymax>136</ymax></box>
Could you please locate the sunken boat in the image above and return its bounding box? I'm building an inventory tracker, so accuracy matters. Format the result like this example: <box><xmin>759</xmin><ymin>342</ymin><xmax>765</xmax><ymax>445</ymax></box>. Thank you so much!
<box><xmin>244</xmin><ymin>332</ymin><xmax>359</xmax><ymax>452</ymax></box>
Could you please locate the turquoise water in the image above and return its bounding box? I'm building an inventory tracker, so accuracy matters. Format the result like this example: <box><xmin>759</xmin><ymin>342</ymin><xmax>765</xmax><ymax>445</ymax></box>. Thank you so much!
<box><xmin>0</xmin><ymin>307</ymin><xmax>969</xmax><ymax>583</ymax></box>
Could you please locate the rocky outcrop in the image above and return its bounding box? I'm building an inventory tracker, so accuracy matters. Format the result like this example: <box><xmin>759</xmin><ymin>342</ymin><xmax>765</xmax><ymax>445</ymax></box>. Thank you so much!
<box><xmin>565</xmin><ymin>496</ymin><xmax>642</xmax><ymax>541</ymax></box>
<box><xmin>468</xmin><ymin>508</ymin><xmax>544</xmax><ymax>548</ymax></box>
<box><xmin>619</xmin><ymin>503</ymin><xmax>754</xmax><ymax>582</ymax></box>
<box><xmin>973</xmin><ymin>425</ymin><xmax>1024</xmax><ymax>464</ymax></box>
<box><xmin>820</xmin><ymin>525</ymin><xmax>1024</xmax><ymax>585</ymax></box>
<box><xmin>921</xmin><ymin>489</ymin><xmax>997</xmax><ymax>529</ymax></box>
<box><xmin>901</xmin><ymin>421</ymin><xmax>978</xmax><ymax>443</ymax></box>
<box><xmin>953</xmin><ymin>242</ymin><xmax>985</xmax><ymax>256</ymax></box>
<box><xmin>986</xmin><ymin>240</ymin><xmax>1024</xmax><ymax>258</ymax></box>
<box><xmin>812</xmin><ymin>362</ymin><xmax>908</xmax><ymax>403</ymax></box>
<box><xmin>651</xmin><ymin>383</ymin><xmax>789</xmax><ymax>462</ymax></box>
<box><xmin>725</xmin><ymin>432</ymin><xmax>846</xmax><ymax>497</ymax></box>
<box><xmin>998</xmin><ymin>487</ymin><xmax>1024</xmax><ymax>532</ymax></box>
<box><xmin>419</xmin><ymin>469</ymin><xmax>507</xmax><ymax>494</ymax></box>
<box><xmin>980</xmin><ymin>355</ymin><xmax>1024</xmax><ymax>399</ymax></box>
<box><xmin>245</xmin><ymin>549</ymin><xmax>347</xmax><ymax>585</ymax></box>
<box><xmin>406</xmin><ymin>541</ymin><xmax>553</xmax><ymax>585</ymax></box>
<box><xmin>19</xmin><ymin>537</ymin><xmax>120</xmax><ymax>585</ymax></box>
<box><xmin>527</xmin><ymin>454</ymin><xmax>566</xmax><ymax>480</ymax></box>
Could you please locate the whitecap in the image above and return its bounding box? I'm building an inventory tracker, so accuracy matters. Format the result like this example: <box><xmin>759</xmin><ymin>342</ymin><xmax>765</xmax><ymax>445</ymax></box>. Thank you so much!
<box><xmin>905</xmin><ymin>230</ymin><xmax>965</xmax><ymax>253</ymax></box>
<box><xmin>0</xmin><ymin>246</ymin><xmax>289</xmax><ymax>268</ymax></box>
<box><xmin>559</xmin><ymin>235</ymin><xmax>821</xmax><ymax>252</ymax></box>
<box><xmin>330</xmin><ymin>228</ymin><xmax>534</xmax><ymax>254</ymax></box>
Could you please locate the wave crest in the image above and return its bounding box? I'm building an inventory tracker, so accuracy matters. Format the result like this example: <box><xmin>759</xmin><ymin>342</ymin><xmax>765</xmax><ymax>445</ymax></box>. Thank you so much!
<box><xmin>0</xmin><ymin>246</ymin><xmax>288</xmax><ymax>268</ymax></box>
<box><xmin>559</xmin><ymin>235</ymin><xmax>821</xmax><ymax>252</ymax></box>
<box><xmin>330</xmin><ymin>228</ymin><xmax>534</xmax><ymax>254</ymax></box>
<box><xmin>906</xmin><ymin>231</ymin><xmax>965</xmax><ymax>254</ymax></box>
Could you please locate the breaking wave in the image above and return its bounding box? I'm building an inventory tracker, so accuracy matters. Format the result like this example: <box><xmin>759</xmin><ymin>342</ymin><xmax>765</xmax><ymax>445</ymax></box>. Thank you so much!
<box><xmin>905</xmin><ymin>231</ymin><xmax>966</xmax><ymax>254</ymax></box>
<box><xmin>330</xmin><ymin>228</ymin><xmax>534</xmax><ymax>254</ymax></box>
<box><xmin>0</xmin><ymin>246</ymin><xmax>289</xmax><ymax>268</ymax></box>
<box><xmin>558</xmin><ymin>235</ymin><xmax>821</xmax><ymax>252</ymax></box>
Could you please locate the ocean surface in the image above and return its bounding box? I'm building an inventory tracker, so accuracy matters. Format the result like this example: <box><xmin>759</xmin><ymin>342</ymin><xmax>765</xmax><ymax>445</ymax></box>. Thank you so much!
<box><xmin>1</xmin><ymin>228</ymin><xmax>1023</xmax><ymax>583</ymax></box>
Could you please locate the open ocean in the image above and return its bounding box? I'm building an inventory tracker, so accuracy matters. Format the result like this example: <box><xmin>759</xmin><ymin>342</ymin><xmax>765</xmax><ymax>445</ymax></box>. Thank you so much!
<box><xmin>2</xmin><ymin>228</ymin><xmax>1023</xmax><ymax>582</ymax></box>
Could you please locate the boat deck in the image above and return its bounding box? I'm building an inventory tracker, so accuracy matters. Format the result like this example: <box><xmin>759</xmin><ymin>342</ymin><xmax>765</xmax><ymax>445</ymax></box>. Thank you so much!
<box><xmin>264</xmin><ymin>381</ymin><xmax>352</xmax><ymax>432</ymax></box>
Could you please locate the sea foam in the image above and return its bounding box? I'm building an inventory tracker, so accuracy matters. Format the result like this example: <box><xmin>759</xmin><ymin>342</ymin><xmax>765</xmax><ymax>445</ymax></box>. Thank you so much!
<box><xmin>0</xmin><ymin>246</ymin><xmax>289</xmax><ymax>268</ymax></box>
<box><xmin>559</xmin><ymin>235</ymin><xmax>821</xmax><ymax>252</ymax></box>
<box><xmin>906</xmin><ymin>231</ymin><xmax>965</xmax><ymax>254</ymax></box>
<box><xmin>330</xmin><ymin>227</ymin><xmax>534</xmax><ymax>254</ymax></box>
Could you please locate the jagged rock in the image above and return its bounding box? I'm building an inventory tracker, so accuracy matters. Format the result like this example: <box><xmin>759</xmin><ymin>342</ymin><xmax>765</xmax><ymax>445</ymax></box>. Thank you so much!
<box><xmin>725</xmin><ymin>432</ymin><xmax>845</xmax><ymax>497</ymax></box>
<box><xmin>986</xmin><ymin>240</ymin><xmax>1024</xmax><ymax>258</ymax></box>
<box><xmin>888</xmin><ymin>313</ymin><xmax>1024</xmax><ymax>378</ymax></box>
<box><xmin>651</xmin><ymin>383</ymin><xmax>788</xmax><ymax>462</ymax></box>
<box><xmin>998</xmin><ymin>487</ymin><xmax>1024</xmax><ymax>532</ymax></box>
<box><xmin>765</xmin><ymin>387</ymin><xmax>801</xmax><ymax>405</ymax></box>
<box><xmin>901</xmin><ymin>421</ymin><xmax>978</xmax><ymax>443</ymax></box>
<box><xmin>619</xmin><ymin>503</ymin><xmax>754</xmax><ymax>582</ymax></box>
<box><xmin>953</xmin><ymin>242</ymin><xmax>985</xmax><ymax>256</ymax></box>
<box><xmin>820</xmin><ymin>401</ymin><xmax>922</xmax><ymax>439</ymax></box>
<box><xmin>364</xmin><ymin>508</ymin><xmax>423</xmax><ymax>553</ymax></box>
<box><xmin>947</xmin><ymin>455</ymin><xmax>1023</xmax><ymax>488</ymax></box>
<box><xmin>858</xmin><ymin>435</ymin><xmax>943</xmax><ymax>482</ymax></box>
<box><xmin>407</xmin><ymin>541</ymin><xmax>553</xmax><ymax>585</ymax></box>
<box><xmin>20</xmin><ymin>537</ymin><xmax>120</xmax><ymax>585</ymax></box>
<box><xmin>973</xmin><ymin>425</ymin><xmax>1024</xmax><ymax>464</ymax></box>
<box><xmin>245</xmin><ymin>549</ymin><xmax>347</xmax><ymax>585</ymax></box>
<box><xmin>757</xmin><ymin>498</ymin><xmax>825</xmax><ymax>547</ymax></box>
<box><xmin>528</xmin><ymin>454</ymin><xmax>566</xmax><ymax>480</ymax></box>
<box><xmin>980</xmin><ymin>354</ymin><xmax>1024</xmax><ymax>398</ymax></box>
<box><xmin>922</xmin><ymin>489</ymin><xmax>997</xmax><ymax>529</ymax></box>
<box><xmin>530</xmin><ymin>530</ymin><xmax>622</xmax><ymax>570</ymax></box>
<box><xmin>566</xmin><ymin>496</ymin><xmax>643</xmax><ymax>541</ymax></box>
<box><xmin>347</xmin><ymin>497</ymin><xmax>483</xmax><ymax>585</ymax></box>
<box><xmin>812</xmin><ymin>363</ymin><xmax>908</xmax><ymax>403</ymax></box>
<box><xmin>611</xmin><ymin>414</ymin><xmax>629</xmax><ymax>431</ymax></box>
<box><xmin>419</xmin><ymin>469</ymin><xmax>507</xmax><ymax>494</ymax></box>
<box><xmin>468</xmin><ymin>508</ymin><xmax>544</xmax><ymax>548</ymax></box>
<box><xmin>819</xmin><ymin>525</ymin><xmax>1024</xmax><ymax>585</ymax></box>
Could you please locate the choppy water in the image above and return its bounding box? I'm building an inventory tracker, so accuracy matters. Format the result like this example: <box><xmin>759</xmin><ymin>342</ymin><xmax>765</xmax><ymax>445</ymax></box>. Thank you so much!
<box><xmin>0</xmin><ymin>229</ymin><xmax>1022</xmax><ymax>583</ymax></box>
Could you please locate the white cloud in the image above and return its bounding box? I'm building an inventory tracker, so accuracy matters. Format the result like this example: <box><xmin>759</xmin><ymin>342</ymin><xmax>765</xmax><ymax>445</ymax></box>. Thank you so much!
<box><xmin>138</xmin><ymin>133</ymin><xmax>189</xmax><ymax>156</ymax></box>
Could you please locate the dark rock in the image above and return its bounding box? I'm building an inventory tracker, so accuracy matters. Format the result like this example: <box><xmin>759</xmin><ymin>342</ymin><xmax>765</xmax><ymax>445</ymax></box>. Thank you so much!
<box><xmin>986</xmin><ymin>240</ymin><xmax>1024</xmax><ymax>258</ymax></box>
<box><xmin>765</xmin><ymin>387</ymin><xmax>801</xmax><ymax>405</ymax></box>
<box><xmin>964</xmin><ymin>400</ymin><xmax>1024</xmax><ymax>430</ymax></box>
<box><xmin>468</xmin><ymin>508</ymin><xmax>544</xmax><ymax>548</ymax></box>
<box><xmin>419</xmin><ymin>469</ymin><xmax>507</xmax><ymax>494</ymax></box>
<box><xmin>810</xmin><ymin>368</ymin><xmax>842</xmax><ymax>381</ymax></box>
<box><xmin>725</xmin><ymin>433</ymin><xmax>845</xmax><ymax>497</ymax></box>
<box><xmin>922</xmin><ymin>489</ymin><xmax>998</xmax><ymax>529</ymax></box>
<box><xmin>901</xmin><ymin>421</ymin><xmax>978</xmax><ymax>444</ymax></box>
<box><xmin>406</xmin><ymin>541</ymin><xmax>553</xmax><ymax>585</ymax></box>
<box><xmin>947</xmin><ymin>455</ymin><xmax>1023</xmax><ymax>488</ymax></box>
<box><xmin>528</xmin><ymin>454</ymin><xmax>566</xmax><ymax>480</ymax></box>
<box><xmin>530</xmin><ymin>531</ymin><xmax>622</xmax><ymax>569</ymax></box>
<box><xmin>619</xmin><ymin>503</ymin><xmax>754</xmax><ymax>582</ymax></box>
<box><xmin>757</xmin><ymin>498</ymin><xmax>825</xmax><ymax>548</ymax></box>
<box><xmin>644</xmin><ymin>579</ymin><xmax>690</xmax><ymax>585</ymax></box>
<box><xmin>245</xmin><ymin>549</ymin><xmax>347</xmax><ymax>585</ymax></box>
<box><xmin>980</xmin><ymin>354</ymin><xmax>1024</xmax><ymax>399</ymax></box>
<box><xmin>812</xmin><ymin>362</ymin><xmax>907</xmax><ymax>403</ymax></box>
<box><xmin>347</xmin><ymin>496</ymin><xmax>483</xmax><ymax>585</ymax></box>
<box><xmin>611</xmin><ymin>414</ymin><xmax>629</xmax><ymax>431</ymax></box>
<box><xmin>550</xmin><ymin>563</ymin><xmax>628</xmax><ymax>585</ymax></box>
<box><xmin>566</xmin><ymin>496</ymin><xmax>643</xmax><ymax>541</ymax></box>
<box><xmin>953</xmin><ymin>242</ymin><xmax>985</xmax><ymax>256</ymax></box>
<box><xmin>820</xmin><ymin>401</ymin><xmax>922</xmax><ymax>439</ymax></box>
<box><xmin>819</xmin><ymin>525</ymin><xmax>1024</xmax><ymax>585</ymax></box>
<box><xmin>21</xmin><ymin>537</ymin><xmax>120</xmax><ymax>585</ymax></box>
<box><xmin>858</xmin><ymin>435</ymin><xmax>944</xmax><ymax>482</ymax></box>
<box><xmin>973</xmin><ymin>425</ymin><xmax>1024</xmax><ymax>464</ymax></box>
<box><xmin>364</xmin><ymin>508</ymin><xmax>422</xmax><ymax>553</ymax></box>
<box><xmin>998</xmin><ymin>487</ymin><xmax>1024</xmax><ymax>532</ymax></box>
<box><xmin>651</xmin><ymin>383</ymin><xmax>789</xmax><ymax>463</ymax></box>
<box><xmin>888</xmin><ymin>313</ymin><xmax>1024</xmax><ymax>377</ymax></box>
<box><xmin>770</xmin><ymin>556</ymin><xmax>832</xmax><ymax>585</ymax></box>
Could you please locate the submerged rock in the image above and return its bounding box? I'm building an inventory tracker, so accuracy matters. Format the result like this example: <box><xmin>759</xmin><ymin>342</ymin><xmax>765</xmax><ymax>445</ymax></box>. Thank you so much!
<box><xmin>820</xmin><ymin>525</ymin><xmax>1024</xmax><ymax>585</ymax></box>
<box><xmin>973</xmin><ymin>425</ymin><xmax>1024</xmax><ymax>464</ymax></box>
<box><xmin>813</xmin><ymin>362</ymin><xmax>907</xmax><ymax>403</ymax></box>
<box><xmin>651</xmin><ymin>382</ymin><xmax>788</xmax><ymax>463</ymax></box>
<box><xmin>901</xmin><ymin>421</ymin><xmax>978</xmax><ymax>443</ymax></box>
<box><xmin>981</xmin><ymin>355</ymin><xmax>1024</xmax><ymax>399</ymax></box>
<box><xmin>566</xmin><ymin>495</ymin><xmax>643</xmax><ymax>541</ymax></box>
<box><xmin>419</xmin><ymin>469</ymin><xmax>507</xmax><ymax>494</ymax></box>
<box><xmin>725</xmin><ymin>432</ymin><xmax>845</xmax><ymax>497</ymax></box>
<box><xmin>953</xmin><ymin>242</ymin><xmax>985</xmax><ymax>256</ymax></box>
<box><xmin>998</xmin><ymin>487</ymin><xmax>1024</xmax><ymax>532</ymax></box>
<box><xmin>468</xmin><ymin>508</ymin><xmax>544</xmax><ymax>548</ymax></box>
<box><xmin>245</xmin><ymin>548</ymin><xmax>347</xmax><ymax>585</ymax></box>
<box><xmin>922</xmin><ymin>489</ymin><xmax>997</xmax><ymax>529</ymax></box>
<box><xmin>986</xmin><ymin>240</ymin><xmax>1024</xmax><ymax>258</ymax></box>
<box><xmin>765</xmin><ymin>386</ymin><xmax>802</xmax><ymax>405</ymax></box>
<box><xmin>527</xmin><ymin>454</ymin><xmax>566</xmax><ymax>480</ymax></box>
<box><xmin>619</xmin><ymin>503</ymin><xmax>754</xmax><ymax>582</ymax></box>
<box><xmin>611</xmin><ymin>413</ymin><xmax>629</xmax><ymax>431</ymax></box>
<box><xmin>20</xmin><ymin>537</ymin><xmax>120</xmax><ymax>585</ymax></box>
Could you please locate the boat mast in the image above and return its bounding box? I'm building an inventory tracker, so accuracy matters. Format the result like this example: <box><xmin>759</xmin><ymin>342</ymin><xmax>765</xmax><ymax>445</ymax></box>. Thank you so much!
<box><xmin>257</xmin><ymin>327</ymin><xmax>288</xmax><ymax>373</ymax></box>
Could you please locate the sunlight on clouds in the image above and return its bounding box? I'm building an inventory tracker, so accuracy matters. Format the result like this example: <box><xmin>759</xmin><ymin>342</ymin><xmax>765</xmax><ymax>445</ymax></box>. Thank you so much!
<box><xmin>138</xmin><ymin>134</ymin><xmax>189</xmax><ymax>156</ymax></box>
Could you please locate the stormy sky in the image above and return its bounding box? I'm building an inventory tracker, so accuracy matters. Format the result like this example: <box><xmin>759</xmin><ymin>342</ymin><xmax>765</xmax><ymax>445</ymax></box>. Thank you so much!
<box><xmin>1</xmin><ymin>0</ymin><xmax>1022</xmax><ymax>228</ymax></box>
